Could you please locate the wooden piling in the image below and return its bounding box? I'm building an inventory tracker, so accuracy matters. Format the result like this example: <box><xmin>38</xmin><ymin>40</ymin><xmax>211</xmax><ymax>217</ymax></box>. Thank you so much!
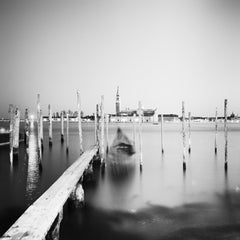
<box><xmin>188</xmin><ymin>112</ymin><xmax>191</xmax><ymax>154</ymax></box>
<box><xmin>9</xmin><ymin>104</ymin><xmax>14</xmax><ymax>163</ymax></box>
<box><xmin>138</xmin><ymin>101</ymin><xmax>143</xmax><ymax>170</ymax></box>
<box><xmin>224</xmin><ymin>99</ymin><xmax>228</xmax><ymax>170</ymax></box>
<box><xmin>66</xmin><ymin>113</ymin><xmax>69</xmax><ymax>153</ymax></box>
<box><xmin>133</xmin><ymin>113</ymin><xmax>136</xmax><ymax>147</ymax></box>
<box><xmin>37</xmin><ymin>94</ymin><xmax>42</xmax><ymax>161</ymax></box>
<box><xmin>70</xmin><ymin>183</ymin><xmax>84</xmax><ymax>208</ymax></box>
<box><xmin>24</xmin><ymin>108</ymin><xmax>29</xmax><ymax>147</ymax></box>
<box><xmin>96</xmin><ymin>104</ymin><xmax>100</xmax><ymax>147</ymax></box>
<box><xmin>94</xmin><ymin>112</ymin><xmax>97</xmax><ymax>145</ymax></box>
<box><xmin>48</xmin><ymin>104</ymin><xmax>53</xmax><ymax>145</ymax></box>
<box><xmin>105</xmin><ymin>114</ymin><xmax>109</xmax><ymax>153</ymax></box>
<box><xmin>215</xmin><ymin>107</ymin><xmax>218</xmax><ymax>154</ymax></box>
<box><xmin>77</xmin><ymin>90</ymin><xmax>83</xmax><ymax>154</ymax></box>
<box><xmin>182</xmin><ymin>101</ymin><xmax>186</xmax><ymax>171</ymax></box>
<box><xmin>40</xmin><ymin>110</ymin><xmax>43</xmax><ymax>148</ymax></box>
<box><xmin>13</xmin><ymin>107</ymin><xmax>20</xmax><ymax>155</ymax></box>
<box><xmin>60</xmin><ymin>111</ymin><xmax>64</xmax><ymax>143</ymax></box>
<box><xmin>161</xmin><ymin>114</ymin><xmax>164</xmax><ymax>154</ymax></box>
<box><xmin>100</xmin><ymin>95</ymin><xmax>105</xmax><ymax>164</ymax></box>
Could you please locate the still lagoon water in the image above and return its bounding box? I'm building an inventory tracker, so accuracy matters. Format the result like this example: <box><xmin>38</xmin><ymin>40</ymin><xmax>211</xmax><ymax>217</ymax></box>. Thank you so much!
<box><xmin>0</xmin><ymin>121</ymin><xmax>240</xmax><ymax>239</ymax></box>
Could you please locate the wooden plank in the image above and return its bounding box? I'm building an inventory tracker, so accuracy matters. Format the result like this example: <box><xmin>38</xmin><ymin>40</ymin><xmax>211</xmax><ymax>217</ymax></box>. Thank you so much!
<box><xmin>0</xmin><ymin>142</ymin><xmax>10</xmax><ymax>147</ymax></box>
<box><xmin>0</xmin><ymin>139</ymin><xmax>24</xmax><ymax>147</ymax></box>
<box><xmin>1</xmin><ymin>146</ymin><xmax>98</xmax><ymax>240</ymax></box>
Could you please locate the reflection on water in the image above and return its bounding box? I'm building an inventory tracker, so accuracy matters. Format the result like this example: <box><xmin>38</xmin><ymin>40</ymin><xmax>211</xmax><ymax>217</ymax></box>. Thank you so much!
<box><xmin>26</xmin><ymin>126</ymin><xmax>40</xmax><ymax>204</ymax></box>
<box><xmin>60</xmin><ymin>193</ymin><xmax>240</xmax><ymax>240</ymax></box>
<box><xmin>1</xmin><ymin>122</ymin><xmax>240</xmax><ymax>239</ymax></box>
<box><xmin>107</xmin><ymin>151</ymin><xmax>136</xmax><ymax>181</ymax></box>
<box><xmin>59</xmin><ymin>122</ymin><xmax>240</xmax><ymax>240</ymax></box>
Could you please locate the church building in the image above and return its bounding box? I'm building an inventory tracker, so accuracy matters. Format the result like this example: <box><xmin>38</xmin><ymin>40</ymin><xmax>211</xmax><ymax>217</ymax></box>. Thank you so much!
<box><xmin>110</xmin><ymin>87</ymin><xmax>157</xmax><ymax>123</ymax></box>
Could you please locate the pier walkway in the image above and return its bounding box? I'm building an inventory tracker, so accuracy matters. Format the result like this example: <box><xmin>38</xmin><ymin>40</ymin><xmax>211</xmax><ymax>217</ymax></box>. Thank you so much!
<box><xmin>0</xmin><ymin>146</ymin><xmax>98</xmax><ymax>240</ymax></box>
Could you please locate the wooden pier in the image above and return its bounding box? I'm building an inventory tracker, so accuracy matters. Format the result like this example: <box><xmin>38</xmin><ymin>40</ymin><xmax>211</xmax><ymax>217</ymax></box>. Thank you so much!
<box><xmin>0</xmin><ymin>146</ymin><xmax>99</xmax><ymax>240</ymax></box>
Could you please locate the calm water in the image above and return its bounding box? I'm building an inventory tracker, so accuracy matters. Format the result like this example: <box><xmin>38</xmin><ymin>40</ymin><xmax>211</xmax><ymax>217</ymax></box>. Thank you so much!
<box><xmin>1</xmin><ymin>121</ymin><xmax>240</xmax><ymax>239</ymax></box>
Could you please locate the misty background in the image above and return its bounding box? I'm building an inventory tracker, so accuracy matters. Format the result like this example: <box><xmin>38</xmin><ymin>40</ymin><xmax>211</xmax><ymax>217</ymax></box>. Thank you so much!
<box><xmin>0</xmin><ymin>0</ymin><xmax>240</xmax><ymax>118</ymax></box>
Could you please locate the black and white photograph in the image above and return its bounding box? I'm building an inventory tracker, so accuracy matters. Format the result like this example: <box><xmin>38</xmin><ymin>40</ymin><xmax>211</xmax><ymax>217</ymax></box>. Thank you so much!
<box><xmin>0</xmin><ymin>0</ymin><xmax>240</xmax><ymax>239</ymax></box>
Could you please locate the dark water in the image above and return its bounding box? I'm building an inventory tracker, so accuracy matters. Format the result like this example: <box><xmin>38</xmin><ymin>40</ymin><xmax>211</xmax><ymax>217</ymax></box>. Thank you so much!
<box><xmin>0</xmin><ymin>121</ymin><xmax>94</xmax><ymax>235</ymax></box>
<box><xmin>1</xmin><ymin>121</ymin><xmax>240</xmax><ymax>239</ymax></box>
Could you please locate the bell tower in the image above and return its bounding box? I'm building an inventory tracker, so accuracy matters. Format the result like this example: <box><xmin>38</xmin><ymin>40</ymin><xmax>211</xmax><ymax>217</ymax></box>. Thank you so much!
<box><xmin>116</xmin><ymin>86</ymin><xmax>120</xmax><ymax>116</ymax></box>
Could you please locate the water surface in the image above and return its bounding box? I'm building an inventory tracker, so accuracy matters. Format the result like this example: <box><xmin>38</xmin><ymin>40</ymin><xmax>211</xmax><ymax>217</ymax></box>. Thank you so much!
<box><xmin>0</xmin><ymin>121</ymin><xmax>240</xmax><ymax>239</ymax></box>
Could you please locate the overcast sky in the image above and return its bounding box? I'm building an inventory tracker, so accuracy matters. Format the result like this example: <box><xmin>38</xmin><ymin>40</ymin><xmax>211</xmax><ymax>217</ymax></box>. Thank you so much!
<box><xmin>0</xmin><ymin>0</ymin><xmax>240</xmax><ymax>118</ymax></box>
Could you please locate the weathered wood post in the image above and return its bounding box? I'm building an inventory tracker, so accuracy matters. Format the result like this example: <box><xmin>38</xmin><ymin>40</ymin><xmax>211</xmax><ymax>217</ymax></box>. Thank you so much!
<box><xmin>9</xmin><ymin>104</ymin><xmax>14</xmax><ymax>163</ymax></box>
<box><xmin>224</xmin><ymin>99</ymin><xmax>228</xmax><ymax>170</ymax></box>
<box><xmin>77</xmin><ymin>90</ymin><xmax>83</xmax><ymax>154</ymax></box>
<box><xmin>48</xmin><ymin>104</ymin><xmax>53</xmax><ymax>146</ymax></box>
<box><xmin>40</xmin><ymin>110</ymin><xmax>43</xmax><ymax>149</ymax></box>
<box><xmin>188</xmin><ymin>112</ymin><xmax>191</xmax><ymax>154</ymax></box>
<box><xmin>94</xmin><ymin>112</ymin><xmax>97</xmax><ymax>145</ymax></box>
<box><xmin>215</xmin><ymin>107</ymin><xmax>218</xmax><ymax>154</ymax></box>
<box><xmin>66</xmin><ymin>113</ymin><xmax>69</xmax><ymax>153</ymax></box>
<box><xmin>161</xmin><ymin>114</ymin><xmax>164</xmax><ymax>154</ymax></box>
<box><xmin>133</xmin><ymin>113</ymin><xmax>136</xmax><ymax>147</ymax></box>
<box><xmin>60</xmin><ymin>111</ymin><xmax>64</xmax><ymax>143</ymax></box>
<box><xmin>182</xmin><ymin>101</ymin><xmax>186</xmax><ymax>171</ymax></box>
<box><xmin>100</xmin><ymin>95</ymin><xmax>105</xmax><ymax>165</ymax></box>
<box><xmin>105</xmin><ymin>114</ymin><xmax>109</xmax><ymax>153</ymax></box>
<box><xmin>12</xmin><ymin>107</ymin><xmax>20</xmax><ymax>155</ymax></box>
<box><xmin>96</xmin><ymin>104</ymin><xmax>100</xmax><ymax>147</ymax></box>
<box><xmin>138</xmin><ymin>101</ymin><xmax>143</xmax><ymax>170</ymax></box>
<box><xmin>37</xmin><ymin>94</ymin><xmax>42</xmax><ymax>161</ymax></box>
<box><xmin>70</xmin><ymin>182</ymin><xmax>84</xmax><ymax>208</ymax></box>
<box><xmin>24</xmin><ymin>108</ymin><xmax>29</xmax><ymax>147</ymax></box>
<box><xmin>30</xmin><ymin>115</ymin><xmax>34</xmax><ymax>131</ymax></box>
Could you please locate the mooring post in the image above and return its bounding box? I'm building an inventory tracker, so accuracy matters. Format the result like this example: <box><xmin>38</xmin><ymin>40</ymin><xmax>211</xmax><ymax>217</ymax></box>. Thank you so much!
<box><xmin>100</xmin><ymin>95</ymin><xmax>105</xmax><ymax>164</ymax></box>
<box><xmin>94</xmin><ymin>112</ymin><xmax>97</xmax><ymax>145</ymax></box>
<box><xmin>188</xmin><ymin>112</ymin><xmax>191</xmax><ymax>154</ymax></box>
<box><xmin>66</xmin><ymin>113</ymin><xmax>69</xmax><ymax>153</ymax></box>
<box><xmin>70</xmin><ymin>182</ymin><xmax>84</xmax><ymax>208</ymax></box>
<box><xmin>9</xmin><ymin>104</ymin><xmax>14</xmax><ymax>163</ymax></box>
<box><xmin>133</xmin><ymin>113</ymin><xmax>136</xmax><ymax>147</ymax></box>
<box><xmin>12</xmin><ymin>107</ymin><xmax>20</xmax><ymax>156</ymax></box>
<box><xmin>182</xmin><ymin>101</ymin><xmax>186</xmax><ymax>171</ymax></box>
<box><xmin>77</xmin><ymin>90</ymin><xmax>83</xmax><ymax>154</ymax></box>
<box><xmin>24</xmin><ymin>108</ymin><xmax>29</xmax><ymax>147</ymax></box>
<box><xmin>161</xmin><ymin>114</ymin><xmax>164</xmax><ymax>154</ymax></box>
<box><xmin>138</xmin><ymin>101</ymin><xmax>143</xmax><ymax>170</ymax></box>
<box><xmin>96</xmin><ymin>104</ymin><xmax>100</xmax><ymax>148</ymax></box>
<box><xmin>37</xmin><ymin>94</ymin><xmax>42</xmax><ymax>161</ymax></box>
<box><xmin>40</xmin><ymin>110</ymin><xmax>44</xmax><ymax>149</ymax></box>
<box><xmin>60</xmin><ymin>111</ymin><xmax>64</xmax><ymax>143</ymax></box>
<box><xmin>215</xmin><ymin>107</ymin><xmax>218</xmax><ymax>154</ymax></box>
<box><xmin>30</xmin><ymin>115</ymin><xmax>34</xmax><ymax>131</ymax></box>
<box><xmin>48</xmin><ymin>104</ymin><xmax>53</xmax><ymax>146</ymax></box>
<box><xmin>105</xmin><ymin>114</ymin><xmax>109</xmax><ymax>153</ymax></box>
<box><xmin>224</xmin><ymin>99</ymin><xmax>228</xmax><ymax>170</ymax></box>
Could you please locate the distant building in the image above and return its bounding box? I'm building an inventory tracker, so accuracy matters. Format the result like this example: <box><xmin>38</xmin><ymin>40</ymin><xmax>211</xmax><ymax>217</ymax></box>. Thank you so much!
<box><xmin>116</xmin><ymin>86</ymin><xmax>121</xmax><ymax>116</ymax></box>
<box><xmin>111</xmin><ymin>87</ymin><xmax>156</xmax><ymax>122</ymax></box>
<box><xmin>158</xmin><ymin>114</ymin><xmax>179</xmax><ymax>122</ymax></box>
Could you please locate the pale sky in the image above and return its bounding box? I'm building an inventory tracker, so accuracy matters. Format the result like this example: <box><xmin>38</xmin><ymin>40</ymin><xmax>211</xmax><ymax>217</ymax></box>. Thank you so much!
<box><xmin>0</xmin><ymin>0</ymin><xmax>240</xmax><ymax>118</ymax></box>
